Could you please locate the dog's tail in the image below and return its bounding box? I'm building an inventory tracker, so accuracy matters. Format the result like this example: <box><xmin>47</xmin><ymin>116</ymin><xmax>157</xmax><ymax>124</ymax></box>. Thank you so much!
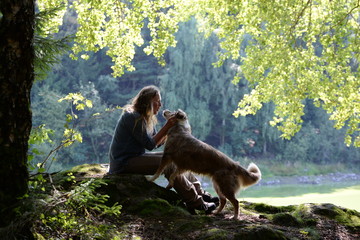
<box><xmin>238</xmin><ymin>162</ymin><xmax>261</xmax><ymax>188</ymax></box>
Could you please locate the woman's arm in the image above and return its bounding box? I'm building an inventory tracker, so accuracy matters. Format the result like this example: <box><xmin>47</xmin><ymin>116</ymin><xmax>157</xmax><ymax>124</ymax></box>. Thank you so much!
<box><xmin>152</xmin><ymin>116</ymin><xmax>176</xmax><ymax>146</ymax></box>
<box><xmin>124</xmin><ymin>112</ymin><xmax>157</xmax><ymax>151</ymax></box>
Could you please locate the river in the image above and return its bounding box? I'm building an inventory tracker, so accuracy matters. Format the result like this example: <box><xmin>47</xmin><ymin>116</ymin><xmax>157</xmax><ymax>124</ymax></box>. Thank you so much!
<box><xmin>155</xmin><ymin>172</ymin><xmax>360</xmax><ymax>211</ymax></box>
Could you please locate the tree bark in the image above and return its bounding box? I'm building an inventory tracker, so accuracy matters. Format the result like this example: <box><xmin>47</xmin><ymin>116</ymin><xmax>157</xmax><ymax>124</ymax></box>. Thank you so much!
<box><xmin>0</xmin><ymin>0</ymin><xmax>34</xmax><ymax>226</ymax></box>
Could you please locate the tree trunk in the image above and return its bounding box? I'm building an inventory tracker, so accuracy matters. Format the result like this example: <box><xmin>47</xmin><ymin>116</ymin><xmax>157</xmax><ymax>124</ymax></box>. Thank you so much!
<box><xmin>0</xmin><ymin>0</ymin><xmax>34</xmax><ymax>226</ymax></box>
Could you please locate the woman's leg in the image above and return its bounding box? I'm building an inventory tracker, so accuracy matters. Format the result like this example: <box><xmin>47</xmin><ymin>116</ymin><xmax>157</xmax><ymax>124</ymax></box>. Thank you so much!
<box><xmin>125</xmin><ymin>153</ymin><xmax>202</xmax><ymax>206</ymax></box>
<box><xmin>163</xmin><ymin>165</ymin><xmax>203</xmax><ymax>208</ymax></box>
<box><xmin>124</xmin><ymin>152</ymin><xmax>216</xmax><ymax>212</ymax></box>
<box><xmin>183</xmin><ymin>172</ymin><xmax>219</xmax><ymax>206</ymax></box>
<box><xmin>184</xmin><ymin>172</ymin><xmax>206</xmax><ymax>195</ymax></box>
<box><xmin>122</xmin><ymin>152</ymin><xmax>163</xmax><ymax>175</ymax></box>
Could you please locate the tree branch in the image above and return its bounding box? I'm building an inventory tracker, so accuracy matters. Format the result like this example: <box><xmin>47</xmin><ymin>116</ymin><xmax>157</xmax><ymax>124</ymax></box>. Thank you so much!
<box><xmin>335</xmin><ymin>0</ymin><xmax>360</xmax><ymax>27</ymax></box>
<box><xmin>290</xmin><ymin>0</ymin><xmax>312</xmax><ymax>37</ymax></box>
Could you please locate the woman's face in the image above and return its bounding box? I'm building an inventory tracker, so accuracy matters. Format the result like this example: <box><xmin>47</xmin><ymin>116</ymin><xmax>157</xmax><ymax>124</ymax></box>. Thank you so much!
<box><xmin>152</xmin><ymin>93</ymin><xmax>162</xmax><ymax>115</ymax></box>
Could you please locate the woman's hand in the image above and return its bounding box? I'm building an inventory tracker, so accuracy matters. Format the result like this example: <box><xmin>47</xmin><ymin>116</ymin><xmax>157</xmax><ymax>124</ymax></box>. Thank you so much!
<box><xmin>164</xmin><ymin>116</ymin><xmax>177</xmax><ymax>130</ymax></box>
<box><xmin>153</xmin><ymin>116</ymin><xmax>177</xmax><ymax>146</ymax></box>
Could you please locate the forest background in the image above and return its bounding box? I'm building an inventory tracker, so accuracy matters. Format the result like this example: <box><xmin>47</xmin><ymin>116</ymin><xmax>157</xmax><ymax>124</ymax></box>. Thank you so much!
<box><xmin>30</xmin><ymin>9</ymin><xmax>360</xmax><ymax>175</ymax></box>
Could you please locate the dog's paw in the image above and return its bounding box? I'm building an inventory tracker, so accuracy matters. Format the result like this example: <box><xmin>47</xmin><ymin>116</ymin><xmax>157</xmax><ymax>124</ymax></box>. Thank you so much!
<box><xmin>146</xmin><ymin>176</ymin><xmax>155</xmax><ymax>182</ymax></box>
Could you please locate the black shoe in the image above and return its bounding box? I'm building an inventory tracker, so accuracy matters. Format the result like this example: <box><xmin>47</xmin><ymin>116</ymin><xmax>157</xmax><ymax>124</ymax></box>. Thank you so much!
<box><xmin>202</xmin><ymin>193</ymin><xmax>220</xmax><ymax>206</ymax></box>
<box><xmin>191</xmin><ymin>202</ymin><xmax>216</xmax><ymax>215</ymax></box>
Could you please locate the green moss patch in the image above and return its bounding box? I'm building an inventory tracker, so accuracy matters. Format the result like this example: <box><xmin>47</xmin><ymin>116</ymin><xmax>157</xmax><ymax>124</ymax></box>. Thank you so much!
<box><xmin>235</xmin><ymin>225</ymin><xmax>288</xmax><ymax>240</ymax></box>
<box><xmin>68</xmin><ymin>163</ymin><xmax>108</xmax><ymax>177</ymax></box>
<box><xmin>292</xmin><ymin>204</ymin><xmax>318</xmax><ymax>226</ymax></box>
<box><xmin>130</xmin><ymin>198</ymin><xmax>189</xmax><ymax>217</ymax></box>
<box><xmin>242</xmin><ymin>201</ymin><xmax>296</xmax><ymax>214</ymax></box>
<box><xmin>311</xmin><ymin>203</ymin><xmax>360</xmax><ymax>230</ymax></box>
<box><xmin>272</xmin><ymin>212</ymin><xmax>301</xmax><ymax>227</ymax></box>
<box><xmin>199</xmin><ymin>228</ymin><xmax>233</xmax><ymax>240</ymax></box>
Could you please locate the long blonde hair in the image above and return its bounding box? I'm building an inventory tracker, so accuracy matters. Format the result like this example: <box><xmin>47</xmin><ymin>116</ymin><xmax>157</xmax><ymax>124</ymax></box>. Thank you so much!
<box><xmin>124</xmin><ymin>85</ymin><xmax>159</xmax><ymax>134</ymax></box>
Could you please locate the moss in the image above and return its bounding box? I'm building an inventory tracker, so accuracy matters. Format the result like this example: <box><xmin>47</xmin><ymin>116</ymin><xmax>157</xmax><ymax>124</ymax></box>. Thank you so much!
<box><xmin>242</xmin><ymin>202</ymin><xmax>296</xmax><ymax>214</ymax></box>
<box><xmin>99</xmin><ymin>174</ymin><xmax>185</xmax><ymax>210</ymax></box>
<box><xmin>176</xmin><ymin>221</ymin><xmax>200</xmax><ymax>232</ymax></box>
<box><xmin>131</xmin><ymin>198</ymin><xmax>189</xmax><ymax>217</ymax></box>
<box><xmin>68</xmin><ymin>163</ymin><xmax>108</xmax><ymax>177</ymax></box>
<box><xmin>199</xmin><ymin>228</ymin><xmax>232</xmax><ymax>240</ymax></box>
<box><xmin>299</xmin><ymin>228</ymin><xmax>321</xmax><ymax>240</ymax></box>
<box><xmin>312</xmin><ymin>203</ymin><xmax>360</xmax><ymax>230</ymax></box>
<box><xmin>272</xmin><ymin>212</ymin><xmax>301</xmax><ymax>227</ymax></box>
<box><xmin>173</xmin><ymin>216</ymin><xmax>213</xmax><ymax>235</ymax></box>
<box><xmin>234</xmin><ymin>225</ymin><xmax>288</xmax><ymax>240</ymax></box>
<box><xmin>292</xmin><ymin>204</ymin><xmax>318</xmax><ymax>227</ymax></box>
<box><xmin>50</xmin><ymin>164</ymin><xmax>108</xmax><ymax>190</ymax></box>
<box><xmin>239</xmin><ymin>202</ymin><xmax>260</xmax><ymax>216</ymax></box>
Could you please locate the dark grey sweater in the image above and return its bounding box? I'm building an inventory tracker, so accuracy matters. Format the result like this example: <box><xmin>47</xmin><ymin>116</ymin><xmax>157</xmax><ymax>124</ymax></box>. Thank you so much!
<box><xmin>109</xmin><ymin>111</ymin><xmax>157</xmax><ymax>174</ymax></box>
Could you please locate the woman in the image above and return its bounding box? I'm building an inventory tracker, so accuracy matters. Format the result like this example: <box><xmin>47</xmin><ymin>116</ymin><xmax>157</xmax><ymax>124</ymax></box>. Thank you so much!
<box><xmin>109</xmin><ymin>85</ymin><xmax>218</xmax><ymax>214</ymax></box>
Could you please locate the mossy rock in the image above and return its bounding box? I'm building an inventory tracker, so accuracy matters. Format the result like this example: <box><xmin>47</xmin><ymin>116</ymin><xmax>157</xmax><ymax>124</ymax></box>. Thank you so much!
<box><xmin>176</xmin><ymin>215</ymin><xmax>214</xmax><ymax>233</ymax></box>
<box><xmin>69</xmin><ymin>163</ymin><xmax>109</xmax><ymax>177</ymax></box>
<box><xmin>51</xmin><ymin>164</ymin><xmax>186</xmax><ymax>214</ymax></box>
<box><xmin>311</xmin><ymin>203</ymin><xmax>360</xmax><ymax>231</ymax></box>
<box><xmin>234</xmin><ymin>225</ymin><xmax>288</xmax><ymax>240</ymax></box>
<box><xmin>129</xmin><ymin>198</ymin><xmax>189</xmax><ymax>217</ymax></box>
<box><xmin>198</xmin><ymin>228</ymin><xmax>234</xmax><ymax>240</ymax></box>
<box><xmin>100</xmin><ymin>174</ymin><xmax>184</xmax><ymax>209</ymax></box>
<box><xmin>242</xmin><ymin>201</ymin><xmax>296</xmax><ymax>214</ymax></box>
<box><xmin>312</xmin><ymin>203</ymin><xmax>339</xmax><ymax>218</ymax></box>
<box><xmin>51</xmin><ymin>163</ymin><xmax>109</xmax><ymax>190</ymax></box>
<box><xmin>272</xmin><ymin>212</ymin><xmax>301</xmax><ymax>227</ymax></box>
<box><xmin>292</xmin><ymin>204</ymin><xmax>318</xmax><ymax>227</ymax></box>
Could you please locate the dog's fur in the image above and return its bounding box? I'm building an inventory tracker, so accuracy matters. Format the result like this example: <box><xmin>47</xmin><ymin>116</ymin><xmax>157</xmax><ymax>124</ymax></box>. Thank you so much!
<box><xmin>148</xmin><ymin>109</ymin><xmax>261</xmax><ymax>219</ymax></box>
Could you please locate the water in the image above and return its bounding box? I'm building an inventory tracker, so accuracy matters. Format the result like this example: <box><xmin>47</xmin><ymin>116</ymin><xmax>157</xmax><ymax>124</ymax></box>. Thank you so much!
<box><xmin>155</xmin><ymin>173</ymin><xmax>360</xmax><ymax>211</ymax></box>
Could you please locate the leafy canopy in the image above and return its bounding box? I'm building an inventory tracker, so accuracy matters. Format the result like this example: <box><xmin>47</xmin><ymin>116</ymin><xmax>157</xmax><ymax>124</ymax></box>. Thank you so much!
<box><xmin>37</xmin><ymin>0</ymin><xmax>360</xmax><ymax>146</ymax></box>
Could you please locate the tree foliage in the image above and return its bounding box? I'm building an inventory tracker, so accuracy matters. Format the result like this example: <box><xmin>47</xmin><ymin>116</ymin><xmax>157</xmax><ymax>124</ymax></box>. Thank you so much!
<box><xmin>37</xmin><ymin>0</ymin><xmax>360</xmax><ymax>147</ymax></box>
<box><xmin>31</xmin><ymin>16</ymin><xmax>359</xmax><ymax>170</ymax></box>
<box><xmin>191</xmin><ymin>0</ymin><xmax>360</xmax><ymax>146</ymax></box>
<box><xmin>38</xmin><ymin>0</ymin><xmax>189</xmax><ymax>76</ymax></box>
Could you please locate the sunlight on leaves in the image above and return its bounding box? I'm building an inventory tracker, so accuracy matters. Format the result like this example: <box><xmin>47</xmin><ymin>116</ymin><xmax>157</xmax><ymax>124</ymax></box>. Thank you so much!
<box><xmin>37</xmin><ymin>0</ymin><xmax>360</xmax><ymax>146</ymax></box>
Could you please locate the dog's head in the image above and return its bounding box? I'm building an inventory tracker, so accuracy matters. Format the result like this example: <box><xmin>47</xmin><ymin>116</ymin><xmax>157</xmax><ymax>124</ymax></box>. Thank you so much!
<box><xmin>163</xmin><ymin>109</ymin><xmax>174</xmax><ymax>120</ymax></box>
<box><xmin>163</xmin><ymin>109</ymin><xmax>191</xmax><ymax>132</ymax></box>
<box><xmin>163</xmin><ymin>109</ymin><xmax>187</xmax><ymax>120</ymax></box>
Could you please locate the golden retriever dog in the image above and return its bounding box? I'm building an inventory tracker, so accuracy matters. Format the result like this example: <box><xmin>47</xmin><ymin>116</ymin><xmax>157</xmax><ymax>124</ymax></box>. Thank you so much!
<box><xmin>148</xmin><ymin>109</ymin><xmax>261</xmax><ymax>219</ymax></box>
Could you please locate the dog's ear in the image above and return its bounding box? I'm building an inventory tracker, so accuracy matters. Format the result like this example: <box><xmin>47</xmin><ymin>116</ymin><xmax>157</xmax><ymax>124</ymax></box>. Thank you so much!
<box><xmin>163</xmin><ymin>109</ymin><xmax>172</xmax><ymax>119</ymax></box>
<box><xmin>175</xmin><ymin>109</ymin><xmax>187</xmax><ymax>120</ymax></box>
<box><xmin>177</xmin><ymin>109</ymin><xmax>186</xmax><ymax>115</ymax></box>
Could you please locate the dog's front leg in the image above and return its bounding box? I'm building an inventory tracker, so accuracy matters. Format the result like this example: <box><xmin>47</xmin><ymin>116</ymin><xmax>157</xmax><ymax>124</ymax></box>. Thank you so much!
<box><xmin>147</xmin><ymin>169</ymin><xmax>162</xmax><ymax>182</ymax></box>
<box><xmin>214</xmin><ymin>197</ymin><xmax>227</xmax><ymax>214</ymax></box>
<box><xmin>166</xmin><ymin>172</ymin><xmax>177</xmax><ymax>189</ymax></box>
<box><xmin>213</xmin><ymin>183</ymin><xmax>227</xmax><ymax>214</ymax></box>
<box><xmin>166</xmin><ymin>168</ymin><xmax>184</xmax><ymax>189</ymax></box>
<box><xmin>147</xmin><ymin>154</ymin><xmax>171</xmax><ymax>182</ymax></box>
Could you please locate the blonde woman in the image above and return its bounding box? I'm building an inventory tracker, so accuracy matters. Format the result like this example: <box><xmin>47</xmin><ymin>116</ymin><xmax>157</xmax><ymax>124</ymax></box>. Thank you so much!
<box><xmin>109</xmin><ymin>85</ymin><xmax>218</xmax><ymax>214</ymax></box>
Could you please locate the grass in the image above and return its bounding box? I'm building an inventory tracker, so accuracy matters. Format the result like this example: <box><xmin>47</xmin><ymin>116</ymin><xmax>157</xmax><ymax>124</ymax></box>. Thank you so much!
<box><xmin>240</xmin><ymin>184</ymin><xmax>360</xmax><ymax>212</ymax></box>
